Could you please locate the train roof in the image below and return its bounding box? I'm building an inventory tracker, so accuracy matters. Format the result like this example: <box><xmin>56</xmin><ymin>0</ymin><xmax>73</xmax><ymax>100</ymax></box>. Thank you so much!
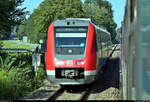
<box><xmin>92</xmin><ymin>22</ymin><xmax>111</xmax><ymax>36</ymax></box>
<box><xmin>56</xmin><ymin>18</ymin><xmax>91</xmax><ymax>22</ymax></box>
<box><xmin>65</xmin><ymin>18</ymin><xmax>91</xmax><ymax>21</ymax></box>
<box><xmin>54</xmin><ymin>18</ymin><xmax>90</xmax><ymax>27</ymax></box>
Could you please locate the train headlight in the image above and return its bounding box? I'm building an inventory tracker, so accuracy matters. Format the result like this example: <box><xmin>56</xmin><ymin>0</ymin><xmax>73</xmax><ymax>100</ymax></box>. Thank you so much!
<box><xmin>76</xmin><ymin>61</ymin><xmax>84</xmax><ymax>65</ymax></box>
<box><xmin>76</xmin><ymin>61</ymin><xmax>80</xmax><ymax>65</ymax></box>
<box><xmin>80</xmin><ymin>61</ymin><xmax>84</xmax><ymax>65</ymax></box>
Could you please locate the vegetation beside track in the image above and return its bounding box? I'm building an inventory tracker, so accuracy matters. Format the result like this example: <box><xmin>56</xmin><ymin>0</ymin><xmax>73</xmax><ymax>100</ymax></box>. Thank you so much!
<box><xmin>0</xmin><ymin>51</ymin><xmax>46</xmax><ymax>100</ymax></box>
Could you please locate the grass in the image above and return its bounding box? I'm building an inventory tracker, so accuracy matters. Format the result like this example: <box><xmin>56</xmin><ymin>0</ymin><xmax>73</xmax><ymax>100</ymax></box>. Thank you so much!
<box><xmin>0</xmin><ymin>69</ymin><xmax>17</xmax><ymax>99</ymax></box>
<box><xmin>0</xmin><ymin>68</ymin><xmax>45</xmax><ymax>100</ymax></box>
<box><xmin>0</xmin><ymin>40</ymin><xmax>36</xmax><ymax>50</ymax></box>
<box><xmin>0</xmin><ymin>52</ymin><xmax>46</xmax><ymax>100</ymax></box>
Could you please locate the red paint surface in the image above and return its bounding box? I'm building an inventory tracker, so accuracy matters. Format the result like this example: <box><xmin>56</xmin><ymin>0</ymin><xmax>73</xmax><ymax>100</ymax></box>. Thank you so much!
<box><xmin>46</xmin><ymin>23</ymin><xmax>55</xmax><ymax>70</ymax></box>
<box><xmin>84</xmin><ymin>22</ymin><xmax>97</xmax><ymax>70</ymax></box>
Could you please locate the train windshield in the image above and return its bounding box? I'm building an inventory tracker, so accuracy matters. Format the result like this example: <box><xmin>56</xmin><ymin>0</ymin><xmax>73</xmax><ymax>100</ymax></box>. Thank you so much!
<box><xmin>55</xmin><ymin>33</ymin><xmax>86</xmax><ymax>47</ymax></box>
<box><xmin>54</xmin><ymin>27</ymin><xmax>88</xmax><ymax>55</ymax></box>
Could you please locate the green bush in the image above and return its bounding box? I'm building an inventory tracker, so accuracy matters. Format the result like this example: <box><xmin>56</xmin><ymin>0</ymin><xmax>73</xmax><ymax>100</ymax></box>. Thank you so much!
<box><xmin>115</xmin><ymin>33</ymin><xmax>121</xmax><ymax>43</ymax></box>
<box><xmin>35</xmin><ymin>64</ymin><xmax>46</xmax><ymax>80</ymax></box>
<box><xmin>0</xmin><ymin>52</ymin><xmax>46</xmax><ymax>99</ymax></box>
<box><xmin>0</xmin><ymin>55</ymin><xmax>17</xmax><ymax>71</ymax></box>
<box><xmin>0</xmin><ymin>69</ymin><xmax>21</xmax><ymax>99</ymax></box>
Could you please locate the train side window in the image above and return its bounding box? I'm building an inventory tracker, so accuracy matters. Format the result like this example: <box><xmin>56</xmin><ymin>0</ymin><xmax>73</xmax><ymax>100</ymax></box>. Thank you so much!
<box><xmin>130</xmin><ymin>0</ymin><xmax>137</xmax><ymax>22</ymax></box>
<box><xmin>100</xmin><ymin>35</ymin><xmax>103</xmax><ymax>57</ymax></box>
<box><xmin>95</xmin><ymin>30</ymin><xmax>100</xmax><ymax>51</ymax></box>
<box><xmin>95</xmin><ymin>39</ymin><xmax>98</xmax><ymax>52</ymax></box>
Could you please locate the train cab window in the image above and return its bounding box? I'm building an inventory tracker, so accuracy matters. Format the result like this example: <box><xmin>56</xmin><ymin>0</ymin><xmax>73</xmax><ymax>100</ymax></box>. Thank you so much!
<box><xmin>54</xmin><ymin>27</ymin><xmax>88</xmax><ymax>55</ymax></box>
<box><xmin>55</xmin><ymin>33</ymin><xmax>86</xmax><ymax>48</ymax></box>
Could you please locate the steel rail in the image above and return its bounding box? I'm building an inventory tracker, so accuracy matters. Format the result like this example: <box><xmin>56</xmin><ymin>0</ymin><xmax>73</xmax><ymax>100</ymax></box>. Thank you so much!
<box><xmin>109</xmin><ymin>44</ymin><xmax>118</xmax><ymax>58</ymax></box>
<box><xmin>47</xmin><ymin>86</ymin><xmax>66</xmax><ymax>101</ymax></box>
<box><xmin>79</xmin><ymin>89</ymin><xmax>89</xmax><ymax>100</ymax></box>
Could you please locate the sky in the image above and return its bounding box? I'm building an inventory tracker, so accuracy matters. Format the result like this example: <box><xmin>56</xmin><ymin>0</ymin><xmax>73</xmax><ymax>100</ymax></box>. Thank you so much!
<box><xmin>108</xmin><ymin>0</ymin><xmax>126</xmax><ymax>29</ymax></box>
<box><xmin>21</xmin><ymin>0</ymin><xmax>126</xmax><ymax>29</ymax></box>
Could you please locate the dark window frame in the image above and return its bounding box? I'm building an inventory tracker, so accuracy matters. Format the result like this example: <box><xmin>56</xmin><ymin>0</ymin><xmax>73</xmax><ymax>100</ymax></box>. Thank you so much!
<box><xmin>54</xmin><ymin>26</ymin><xmax>88</xmax><ymax>55</ymax></box>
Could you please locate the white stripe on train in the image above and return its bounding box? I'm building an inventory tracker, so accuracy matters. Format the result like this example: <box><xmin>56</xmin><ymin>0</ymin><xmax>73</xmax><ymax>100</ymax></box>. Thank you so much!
<box><xmin>46</xmin><ymin>70</ymin><xmax>97</xmax><ymax>76</ymax></box>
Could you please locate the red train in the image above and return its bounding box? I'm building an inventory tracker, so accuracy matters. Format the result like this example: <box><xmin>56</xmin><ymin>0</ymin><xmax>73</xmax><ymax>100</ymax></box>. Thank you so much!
<box><xmin>46</xmin><ymin>18</ymin><xmax>112</xmax><ymax>85</ymax></box>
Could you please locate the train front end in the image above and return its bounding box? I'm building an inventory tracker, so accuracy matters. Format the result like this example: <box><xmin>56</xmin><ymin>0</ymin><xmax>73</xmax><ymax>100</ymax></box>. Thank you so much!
<box><xmin>46</xmin><ymin>19</ymin><xmax>97</xmax><ymax>85</ymax></box>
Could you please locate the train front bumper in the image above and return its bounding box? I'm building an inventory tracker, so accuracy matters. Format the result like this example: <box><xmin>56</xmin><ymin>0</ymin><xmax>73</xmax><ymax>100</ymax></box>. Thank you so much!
<box><xmin>46</xmin><ymin>70</ymin><xmax>97</xmax><ymax>85</ymax></box>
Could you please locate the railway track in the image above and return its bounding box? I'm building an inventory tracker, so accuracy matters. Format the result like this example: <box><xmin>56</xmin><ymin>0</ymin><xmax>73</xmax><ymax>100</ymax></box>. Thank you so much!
<box><xmin>14</xmin><ymin>85</ymin><xmax>92</xmax><ymax>101</ymax></box>
<box><xmin>79</xmin><ymin>89</ymin><xmax>89</xmax><ymax>100</ymax></box>
<box><xmin>47</xmin><ymin>86</ymin><xmax>66</xmax><ymax>101</ymax></box>
<box><xmin>46</xmin><ymin>85</ymin><xmax>92</xmax><ymax>101</ymax></box>
<box><xmin>14</xmin><ymin>44</ymin><xmax>119</xmax><ymax>101</ymax></box>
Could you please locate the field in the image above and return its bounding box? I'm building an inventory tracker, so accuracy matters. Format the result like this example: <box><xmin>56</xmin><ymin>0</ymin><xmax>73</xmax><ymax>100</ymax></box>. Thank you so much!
<box><xmin>0</xmin><ymin>40</ymin><xmax>37</xmax><ymax>49</ymax></box>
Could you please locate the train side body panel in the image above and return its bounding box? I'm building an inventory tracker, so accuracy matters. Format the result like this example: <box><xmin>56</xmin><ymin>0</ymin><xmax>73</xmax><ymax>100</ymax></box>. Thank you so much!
<box><xmin>121</xmin><ymin>0</ymin><xmax>150</xmax><ymax>100</ymax></box>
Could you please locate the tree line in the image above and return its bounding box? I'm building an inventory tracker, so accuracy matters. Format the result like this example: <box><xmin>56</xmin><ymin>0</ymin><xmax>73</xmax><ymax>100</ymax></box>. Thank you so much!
<box><xmin>0</xmin><ymin>0</ymin><xmax>118</xmax><ymax>43</ymax></box>
<box><xmin>0</xmin><ymin>0</ymin><xmax>27</xmax><ymax>40</ymax></box>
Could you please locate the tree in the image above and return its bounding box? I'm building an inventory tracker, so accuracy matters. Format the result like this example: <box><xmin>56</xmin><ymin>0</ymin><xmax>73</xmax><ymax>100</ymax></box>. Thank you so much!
<box><xmin>17</xmin><ymin>21</ymin><xmax>26</xmax><ymax>40</ymax></box>
<box><xmin>34</xmin><ymin>0</ymin><xmax>84</xmax><ymax>32</ymax></box>
<box><xmin>0</xmin><ymin>0</ymin><xmax>27</xmax><ymax>39</ymax></box>
<box><xmin>18</xmin><ymin>0</ymin><xmax>117</xmax><ymax>44</ymax></box>
<box><xmin>83</xmin><ymin>0</ymin><xmax>117</xmax><ymax>43</ymax></box>
<box><xmin>18</xmin><ymin>0</ymin><xmax>84</xmax><ymax>43</ymax></box>
<box><xmin>116</xmin><ymin>27</ymin><xmax>121</xmax><ymax>43</ymax></box>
